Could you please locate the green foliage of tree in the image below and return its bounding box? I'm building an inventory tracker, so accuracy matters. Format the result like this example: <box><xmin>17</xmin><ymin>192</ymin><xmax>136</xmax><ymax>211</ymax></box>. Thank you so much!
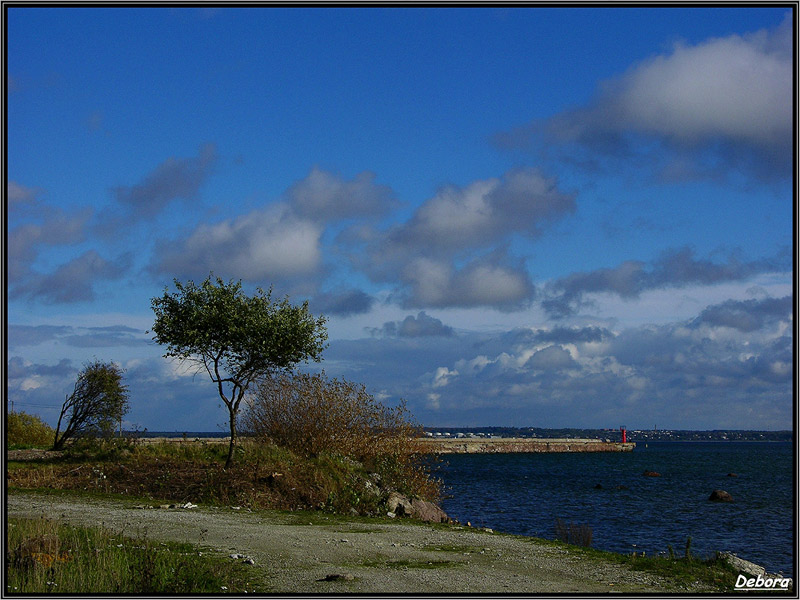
<box><xmin>53</xmin><ymin>361</ymin><xmax>130</xmax><ymax>450</ymax></box>
<box><xmin>150</xmin><ymin>275</ymin><xmax>328</xmax><ymax>467</ymax></box>
<box><xmin>7</xmin><ymin>411</ymin><xmax>56</xmax><ymax>448</ymax></box>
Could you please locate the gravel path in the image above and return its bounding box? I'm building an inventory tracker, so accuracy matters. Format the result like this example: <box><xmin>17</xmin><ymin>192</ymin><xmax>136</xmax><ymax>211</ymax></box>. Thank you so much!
<box><xmin>8</xmin><ymin>491</ymin><xmax>700</xmax><ymax>594</ymax></box>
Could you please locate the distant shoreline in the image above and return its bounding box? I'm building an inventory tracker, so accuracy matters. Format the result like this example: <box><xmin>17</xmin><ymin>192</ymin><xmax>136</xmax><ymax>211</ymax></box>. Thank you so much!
<box><xmin>129</xmin><ymin>431</ymin><xmax>792</xmax><ymax>444</ymax></box>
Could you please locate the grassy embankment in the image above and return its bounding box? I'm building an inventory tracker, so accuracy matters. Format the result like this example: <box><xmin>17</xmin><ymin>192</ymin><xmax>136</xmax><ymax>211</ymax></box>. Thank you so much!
<box><xmin>7</xmin><ymin>435</ymin><xmax>437</xmax><ymax>513</ymax></box>
<box><xmin>6</xmin><ymin>433</ymin><xmax>438</xmax><ymax>594</ymax></box>
<box><xmin>6</xmin><ymin>421</ymin><xmax>745</xmax><ymax>594</ymax></box>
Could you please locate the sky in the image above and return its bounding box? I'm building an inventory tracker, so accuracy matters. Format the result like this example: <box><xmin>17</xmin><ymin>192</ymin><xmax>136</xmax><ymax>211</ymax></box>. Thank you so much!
<box><xmin>5</xmin><ymin>5</ymin><xmax>795</xmax><ymax>432</ymax></box>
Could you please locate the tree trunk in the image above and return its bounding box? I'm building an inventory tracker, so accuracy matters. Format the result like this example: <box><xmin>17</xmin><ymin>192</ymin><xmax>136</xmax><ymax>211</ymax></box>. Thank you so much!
<box><xmin>225</xmin><ymin>406</ymin><xmax>237</xmax><ymax>468</ymax></box>
<box><xmin>53</xmin><ymin>397</ymin><xmax>69</xmax><ymax>451</ymax></box>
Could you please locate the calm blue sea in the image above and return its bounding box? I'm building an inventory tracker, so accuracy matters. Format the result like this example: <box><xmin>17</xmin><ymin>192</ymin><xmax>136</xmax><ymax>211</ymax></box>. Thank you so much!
<box><xmin>437</xmin><ymin>442</ymin><xmax>795</xmax><ymax>577</ymax></box>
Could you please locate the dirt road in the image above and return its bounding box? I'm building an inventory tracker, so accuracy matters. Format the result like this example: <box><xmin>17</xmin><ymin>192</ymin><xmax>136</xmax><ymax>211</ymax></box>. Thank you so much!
<box><xmin>8</xmin><ymin>491</ymin><xmax>700</xmax><ymax>594</ymax></box>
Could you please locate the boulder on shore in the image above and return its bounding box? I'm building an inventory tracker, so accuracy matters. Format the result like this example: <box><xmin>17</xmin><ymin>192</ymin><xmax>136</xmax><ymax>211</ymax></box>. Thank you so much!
<box><xmin>709</xmin><ymin>490</ymin><xmax>734</xmax><ymax>502</ymax></box>
<box><xmin>386</xmin><ymin>491</ymin><xmax>413</xmax><ymax>516</ymax></box>
<box><xmin>410</xmin><ymin>498</ymin><xmax>449</xmax><ymax>523</ymax></box>
<box><xmin>386</xmin><ymin>491</ymin><xmax>449</xmax><ymax>523</ymax></box>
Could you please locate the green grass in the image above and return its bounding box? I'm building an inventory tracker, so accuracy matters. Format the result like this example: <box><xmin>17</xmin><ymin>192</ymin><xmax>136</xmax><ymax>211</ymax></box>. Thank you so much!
<box><xmin>6</xmin><ymin>517</ymin><xmax>259</xmax><ymax>594</ymax></box>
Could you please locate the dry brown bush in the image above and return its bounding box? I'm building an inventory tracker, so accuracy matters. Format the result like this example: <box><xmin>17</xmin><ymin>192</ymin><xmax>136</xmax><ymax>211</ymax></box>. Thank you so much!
<box><xmin>240</xmin><ymin>372</ymin><xmax>439</xmax><ymax>500</ymax></box>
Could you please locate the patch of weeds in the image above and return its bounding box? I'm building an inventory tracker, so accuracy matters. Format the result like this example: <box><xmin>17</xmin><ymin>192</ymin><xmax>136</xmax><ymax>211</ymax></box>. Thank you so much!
<box><xmin>554</xmin><ymin>518</ymin><xmax>593</xmax><ymax>547</ymax></box>
<box><xmin>524</xmin><ymin>534</ymin><xmax>738</xmax><ymax>593</ymax></box>
<box><xmin>361</xmin><ymin>558</ymin><xmax>457</xmax><ymax>570</ymax></box>
<box><xmin>280</xmin><ymin>509</ymin><xmax>383</xmax><ymax>528</ymax></box>
<box><xmin>423</xmin><ymin>543</ymin><xmax>483</xmax><ymax>554</ymax></box>
<box><xmin>280</xmin><ymin>511</ymin><xmax>337</xmax><ymax>527</ymax></box>
<box><xmin>619</xmin><ymin>553</ymin><xmax>739</xmax><ymax>592</ymax></box>
<box><xmin>335</xmin><ymin>526</ymin><xmax>383</xmax><ymax>534</ymax></box>
<box><xmin>6</xmin><ymin>517</ymin><xmax>258</xmax><ymax>594</ymax></box>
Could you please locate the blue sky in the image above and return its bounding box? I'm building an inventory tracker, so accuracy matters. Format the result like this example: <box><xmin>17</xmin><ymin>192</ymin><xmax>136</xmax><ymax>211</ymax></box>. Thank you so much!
<box><xmin>6</xmin><ymin>6</ymin><xmax>794</xmax><ymax>432</ymax></box>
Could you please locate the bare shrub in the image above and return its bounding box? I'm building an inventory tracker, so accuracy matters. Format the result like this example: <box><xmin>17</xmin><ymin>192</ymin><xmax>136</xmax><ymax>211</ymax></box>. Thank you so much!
<box><xmin>240</xmin><ymin>371</ymin><xmax>439</xmax><ymax>500</ymax></box>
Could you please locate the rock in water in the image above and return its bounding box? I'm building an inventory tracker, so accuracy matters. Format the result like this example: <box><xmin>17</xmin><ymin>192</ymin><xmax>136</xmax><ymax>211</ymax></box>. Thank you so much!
<box><xmin>709</xmin><ymin>490</ymin><xmax>734</xmax><ymax>502</ymax></box>
<box><xmin>642</xmin><ymin>470</ymin><xmax>661</xmax><ymax>477</ymax></box>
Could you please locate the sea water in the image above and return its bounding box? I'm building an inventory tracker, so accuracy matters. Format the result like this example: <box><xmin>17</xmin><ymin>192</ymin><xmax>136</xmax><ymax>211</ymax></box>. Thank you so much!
<box><xmin>437</xmin><ymin>441</ymin><xmax>794</xmax><ymax>577</ymax></box>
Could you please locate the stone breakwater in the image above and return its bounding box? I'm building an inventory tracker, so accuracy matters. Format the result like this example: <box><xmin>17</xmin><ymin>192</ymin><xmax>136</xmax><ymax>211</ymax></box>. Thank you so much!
<box><xmin>419</xmin><ymin>438</ymin><xmax>635</xmax><ymax>454</ymax></box>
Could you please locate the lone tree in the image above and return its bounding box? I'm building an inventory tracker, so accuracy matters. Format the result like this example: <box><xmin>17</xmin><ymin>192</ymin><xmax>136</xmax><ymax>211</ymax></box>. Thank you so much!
<box><xmin>53</xmin><ymin>360</ymin><xmax>130</xmax><ymax>450</ymax></box>
<box><xmin>150</xmin><ymin>275</ymin><xmax>328</xmax><ymax>467</ymax></box>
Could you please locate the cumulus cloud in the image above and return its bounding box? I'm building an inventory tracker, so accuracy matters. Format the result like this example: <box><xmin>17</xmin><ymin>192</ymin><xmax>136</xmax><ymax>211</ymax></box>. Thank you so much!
<box><xmin>435</xmin><ymin>306</ymin><xmax>787</xmax><ymax>426</ymax></box>
<box><xmin>432</xmin><ymin>366</ymin><xmax>458</xmax><ymax>388</ymax></box>
<box><xmin>7</xmin><ymin>325</ymin><xmax>72</xmax><ymax>347</ymax></box>
<box><xmin>496</xmin><ymin>15</ymin><xmax>792</xmax><ymax>180</ymax></box>
<box><xmin>692</xmin><ymin>295</ymin><xmax>791</xmax><ymax>332</ymax></box>
<box><xmin>8</xmin><ymin>207</ymin><xmax>89</xmax><ymax>281</ymax></box>
<box><xmin>372</xmin><ymin>167</ymin><xmax>574</xmax><ymax>264</ymax></box>
<box><xmin>400</xmin><ymin>253</ymin><xmax>535</xmax><ymax>310</ymax></box>
<box><xmin>111</xmin><ymin>143</ymin><xmax>217</xmax><ymax>219</ymax></box>
<box><xmin>525</xmin><ymin>345</ymin><xmax>578</xmax><ymax>371</ymax></box>
<box><xmin>153</xmin><ymin>204</ymin><xmax>322</xmax><ymax>282</ymax></box>
<box><xmin>63</xmin><ymin>325</ymin><xmax>146</xmax><ymax>348</ymax></box>
<box><xmin>535</xmin><ymin>326</ymin><xmax>614</xmax><ymax>344</ymax></box>
<box><xmin>7</xmin><ymin>357</ymin><xmax>77</xmax><ymax>424</ymax></box>
<box><xmin>287</xmin><ymin>166</ymin><xmax>395</xmax><ymax>222</ymax></box>
<box><xmin>10</xmin><ymin>250</ymin><xmax>130</xmax><ymax>304</ymax></box>
<box><xmin>322</xmin><ymin>292</ymin><xmax>791</xmax><ymax>429</ymax></box>
<box><xmin>151</xmin><ymin>167</ymin><xmax>396</xmax><ymax>288</ymax></box>
<box><xmin>311</xmin><ymin>289</ymin><xmax>376</xmax><ymax>317</ymax></box>
<box><xmin>6</xmin><ymin>180</ymin><xmax>133</xmax><ymax>304</ymax></box>
<box><xmin>8</xmin><ymin>181</ymin><xmax>41</xmax><ymax>207</ymax></box>
<box><xmin>373</xmin><ymin>311</ymin><xmax>455</xmax><ymax>338</ymax></box>
<box><xmin>542</xmin><ymin>247</ymin><xmax>777</xmax><ymax>318</ymax></box>
<box><xmin>351</xmin><ymin>166</ymin><xmax>575</xmax><ymax>311</ymax></box>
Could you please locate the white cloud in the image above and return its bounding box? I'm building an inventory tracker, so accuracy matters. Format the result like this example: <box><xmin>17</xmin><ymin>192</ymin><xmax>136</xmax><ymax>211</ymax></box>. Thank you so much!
<box><xmin>432</xmin><ymin>366</ymin><xmax>458</xmax><ymax>388</ymax></box>
<box><xmin>287</xmin><ymin>167</ymin><xmax>395</xmax><ymax>222</ymax></box>
<box><xmin>20</xmin><ymin>377</ymin><xmax>43</xmax><ymax>391</ymax></box>
<box><xmin>166</xmin><ymin>356</ymin><xmax>203</xmax><ymax>380</ymax></box>
<box><xmin>356</xmin><ymin>167</ymin><xmax>572</xmax><ymax>311</ymax></box>
<box><xmin>154</xmin><ymin>204</ymin><xmax>322</xmax><ymax>281</ymax></box>
<box><xmin>401</xmin><ymin>254</ymin><xmax>534</xmax><ymax>310</ymax></box>
<box><xmin>606</xmin><ymin>20</ymin><xmax>791</xmax><ymax>147</ymax></box>
<box><xmin>375</xmin><ymin>168</ymin><xmax>574</xmax><ymax>260</ymax></box>
<box><xmin>497</xmin><ymin>14</ymin><xmax>792</xmax><ymax>180</ymax></box>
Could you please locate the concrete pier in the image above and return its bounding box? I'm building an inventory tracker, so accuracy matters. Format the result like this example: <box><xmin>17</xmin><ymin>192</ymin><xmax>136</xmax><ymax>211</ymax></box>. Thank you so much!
<box><xmin>419</xmin><ymin>437</ymin><xmax>635</xmax><ymax>453</ymax></box>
